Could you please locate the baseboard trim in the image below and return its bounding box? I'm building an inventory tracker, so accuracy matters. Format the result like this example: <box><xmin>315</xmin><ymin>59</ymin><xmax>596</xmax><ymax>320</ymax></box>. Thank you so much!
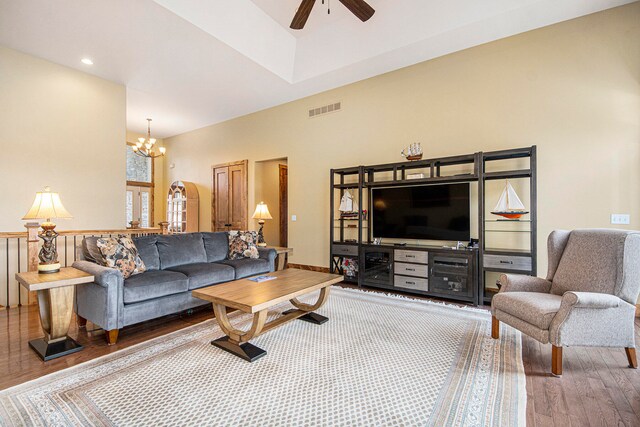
<box><xmin>288</xmin><ymin>263</ymin><xmax>330</xmax><ymax>273</ymax></box>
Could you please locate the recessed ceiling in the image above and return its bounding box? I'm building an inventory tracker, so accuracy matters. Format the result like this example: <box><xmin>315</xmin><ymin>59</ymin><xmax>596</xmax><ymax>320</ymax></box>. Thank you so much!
<box><xmin>0</xmin><ymin>0</ymin><xmax>633</xmax><ymax>138</ymax></box>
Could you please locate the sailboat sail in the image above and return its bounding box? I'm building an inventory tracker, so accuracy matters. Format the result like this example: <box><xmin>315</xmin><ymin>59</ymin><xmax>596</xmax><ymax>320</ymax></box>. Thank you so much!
<box><xmin>491</xmin><ymin>181</ymin><xmax>528</xmax><ymax>219</ymax></box>
<box><xmin>339</xmin><ymin>190</ymin><xmax>358</xmax><ymax>213</ymax></box>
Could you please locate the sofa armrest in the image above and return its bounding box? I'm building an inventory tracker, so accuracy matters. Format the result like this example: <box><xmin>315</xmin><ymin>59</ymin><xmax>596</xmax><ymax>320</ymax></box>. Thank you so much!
<box><xmin>258</xmin><ymin>248</ymin><xmax>277</xmax><ymax>272</ymax></box>
<box><xmin>498</xmin><ymin>274</ymin><xmax>552</xmax><ymax>293</ymax></box>
<box><xmin>72</xmin><ymin>260</ymin><xmax>124</xmax><ymax>331</ymax></box>
<box><xmin>73</xmin><ymin>260</ymin><xmax>123</xmax><ymax>288</ymax></box>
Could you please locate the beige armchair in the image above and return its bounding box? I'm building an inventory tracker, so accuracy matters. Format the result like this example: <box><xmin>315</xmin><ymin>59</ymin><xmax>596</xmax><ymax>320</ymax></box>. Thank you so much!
<box><xmin>491</xmin><ymin>229</ymin><xmax>640</xmax><ymax>376</ymax></box>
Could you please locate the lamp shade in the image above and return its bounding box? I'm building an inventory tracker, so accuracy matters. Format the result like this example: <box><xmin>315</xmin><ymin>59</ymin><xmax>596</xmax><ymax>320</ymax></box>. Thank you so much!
<box><xmin>22</xmin><ymin>187</ymin><xmax>73</xmax><ymax>220</ymax></box>
<box><xmin>252</xmin><ymin>202</ymin><xmax>272</xmax><ymax>220</ymax></box>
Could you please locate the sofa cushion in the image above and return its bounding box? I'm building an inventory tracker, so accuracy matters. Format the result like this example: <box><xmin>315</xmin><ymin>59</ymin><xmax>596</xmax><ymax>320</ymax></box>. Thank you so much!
<box><xmin>217</xmin><ymin>258</ymin><xmax>270</xmax><ymax>279</ymax></box>
<box><xmin>156</xmin><ymin>233</ymin><xmax>207</xmax><ymax>269</ymax></box>
<box><xmin>123</xmin><ymin>270</ymin><xmax>189</xmax><ymax>304</ymax></box>
<box><xmin>82</xmin><ymin>236</ymin><xmax>105</xmax><ymax>265</ymax></box>
<box><xmin>132</xmin><ymin>235</ymin><xmax>160</xmax><ymax>270</ymax></box>
<box><xmin>167</xmin><ymin>263</ymin><xmax>235</xmax><ymax>290</ymax></box>
<box><xmin>97</xmin><ymin>236</ymin><xmax>146</xmax><ymax>279</ymax></box>
<box><xmin>228</xmin><ymin>231</ymin><xmax>260</xmax><ymax>260</ymax></box>
<box><xmin>202</xmin><ymin>232</ymin><xmax>229</xmax><ymax>262</ymax></box>
<box><xmin>492</xmin><ymin>292</ymin><xmax>563</xmax><ymax>330</ymax></box>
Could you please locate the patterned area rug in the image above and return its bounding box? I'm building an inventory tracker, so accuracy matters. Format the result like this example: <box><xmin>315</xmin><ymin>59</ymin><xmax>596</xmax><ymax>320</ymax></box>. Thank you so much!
<box><xmin>0</xmin><ymin>288</ymin><xmax>525</xmax><ymax>426</ymax></box>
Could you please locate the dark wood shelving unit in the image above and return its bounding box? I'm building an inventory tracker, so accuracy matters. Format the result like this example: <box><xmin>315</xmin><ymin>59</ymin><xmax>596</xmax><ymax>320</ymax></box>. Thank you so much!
<box><xmin>330</xmin><ymin>146</ymin><xmax>537</xmax><ymax>306</ymax></box>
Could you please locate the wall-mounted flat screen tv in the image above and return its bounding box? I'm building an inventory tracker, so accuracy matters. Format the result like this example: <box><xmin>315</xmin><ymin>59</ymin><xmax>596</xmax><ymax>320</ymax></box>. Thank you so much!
<box><xmin>371</xmin><ymin>183</ymin><xmax>470</xmax><ymax>241</ymax></box>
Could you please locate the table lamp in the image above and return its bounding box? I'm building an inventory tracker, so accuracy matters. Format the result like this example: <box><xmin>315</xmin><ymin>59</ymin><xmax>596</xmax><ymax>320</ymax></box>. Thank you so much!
<box><xmin>22</xmin><ymin>187</ymin><xmax>73</xmax><ymax>274</ymax></box>
<box><xmin>252</xmin><ymin>202</ymin><xmax>272</xmax><ymax>247</ymax></box>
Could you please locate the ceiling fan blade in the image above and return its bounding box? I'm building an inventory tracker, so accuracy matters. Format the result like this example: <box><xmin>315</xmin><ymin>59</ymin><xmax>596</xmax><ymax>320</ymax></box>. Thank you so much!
<box><xmin>290</xmin><ymin>0</ymin><xmax>316</xmax><ymax>30</ymax></box>
<box><xmin>338</xmin><ymin>0</ymin><xmax>375</xmax><ymax>22</ymax></box>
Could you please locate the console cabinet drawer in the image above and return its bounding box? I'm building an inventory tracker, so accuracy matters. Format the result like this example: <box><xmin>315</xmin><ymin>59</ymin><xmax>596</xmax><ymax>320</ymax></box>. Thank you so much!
<box><xmin>333</xmin><ymin>244</ymin><xmax>359</xmax><ymax>257</ymax></box>
<box><xmin>394</xmin><ymin>249</ymin><xmax>428</xmax><ymax>264</ymax></box>
<box><xmin>395</xmin><ymin>262</ymin><xmax>428</xmax><ymax>278</ymax></box>
<box><xmin>484</xmin><ymin>254</ymin><xmax>531</xmax><ymax>271</ymax></box>
<box><xmin>394</xmin><ymin>275</ymin><xmax>428</xmax><ymax>292</ymax></box>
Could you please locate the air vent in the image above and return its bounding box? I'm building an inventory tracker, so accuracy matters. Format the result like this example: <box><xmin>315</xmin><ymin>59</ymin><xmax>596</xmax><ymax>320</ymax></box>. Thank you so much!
<box><xmin>309</xmin><ymin>101</ymin><xmax>341</xmax><ymax>118</ymax></box>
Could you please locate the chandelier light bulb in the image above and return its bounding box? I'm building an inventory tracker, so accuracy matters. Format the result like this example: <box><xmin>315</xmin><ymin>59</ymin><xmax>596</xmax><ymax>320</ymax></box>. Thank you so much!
<box><xmin>159</xmin><ymin>147</ymin><xmax>166</xmax><ymax>154</ymax></box>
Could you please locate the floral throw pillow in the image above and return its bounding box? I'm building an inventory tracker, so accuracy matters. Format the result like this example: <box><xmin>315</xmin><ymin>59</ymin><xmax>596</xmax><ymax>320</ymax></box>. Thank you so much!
<box><xmin>228</xmin><ymin>231</ymin><xmax>260</xmax><ymax>260</ymax></box>
<box><xmin>96</xmin><ymin>236</ymin><xmax>146</xmax><ymax>279</ymax></box>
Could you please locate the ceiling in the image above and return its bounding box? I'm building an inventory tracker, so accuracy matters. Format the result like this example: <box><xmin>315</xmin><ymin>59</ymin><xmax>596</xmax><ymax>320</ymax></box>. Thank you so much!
<box><xmin>0</xmin><ymin>0</ymin><xmax>633</xmax><ymax>138</ymax></box>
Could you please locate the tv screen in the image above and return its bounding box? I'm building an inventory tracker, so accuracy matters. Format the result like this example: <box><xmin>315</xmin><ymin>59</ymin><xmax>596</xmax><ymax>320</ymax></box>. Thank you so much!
<box><xmin>372</xmin><ymin>183</ymin><xmax>470</xmax><ymax>241</ymax></box>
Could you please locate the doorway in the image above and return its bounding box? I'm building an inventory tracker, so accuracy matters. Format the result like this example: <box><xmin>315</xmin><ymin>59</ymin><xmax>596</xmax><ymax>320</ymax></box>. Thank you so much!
<box><xmin>254</xmin><ymin>158</ymin><xmax>288</xmax><ymax>247</ymax></box>
<box><xmin>126</xmin><ymin>185</ymin><xmax>152</xmax><ymax>228</ymax></box>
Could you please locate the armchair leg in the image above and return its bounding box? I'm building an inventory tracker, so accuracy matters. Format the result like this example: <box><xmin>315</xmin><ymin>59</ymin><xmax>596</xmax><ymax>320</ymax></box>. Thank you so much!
<box><xmin>106</xmin><ymin>329</ymin><xmax>119</xmax><ymax>346</ymax></box>
<box><xmin>491</xmin><ymin>316</ymin><xmax>499</xmax><ymax>339</ymax></box>
<box><xmin>552</xmin><ymin>345</ymin><xmax>563</xmax><ymax>376</ymax></box>
<box><xmin>625</xmin><ymin>348</ymin><xmax>638</xmax><ymax>369</ymax></box>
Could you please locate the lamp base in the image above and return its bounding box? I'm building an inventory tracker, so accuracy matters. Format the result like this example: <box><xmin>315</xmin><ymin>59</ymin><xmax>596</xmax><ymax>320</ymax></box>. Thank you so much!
<box><xmin>38</xmin><ymin>262</ymin><xmax>61</xmax><ymax>274</ymax></box>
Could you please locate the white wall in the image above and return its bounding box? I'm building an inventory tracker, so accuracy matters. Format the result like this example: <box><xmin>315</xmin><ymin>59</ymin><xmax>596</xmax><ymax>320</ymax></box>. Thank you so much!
<box><xmin>0</xmin><ymin>45</ymin><xmax>126</xmax><ymax>231</ymax></box>
<box><xmin>164</xmin><ymin>4</ymin><xmax>640</xmax><ymax>274</ymax></box>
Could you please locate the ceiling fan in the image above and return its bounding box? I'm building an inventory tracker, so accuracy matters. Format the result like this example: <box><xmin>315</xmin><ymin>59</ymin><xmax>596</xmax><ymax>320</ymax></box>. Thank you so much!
<box><xmin>290</xmin><ymin>0</ymin><xmax>375</xmax><ymax>30</ymax></box>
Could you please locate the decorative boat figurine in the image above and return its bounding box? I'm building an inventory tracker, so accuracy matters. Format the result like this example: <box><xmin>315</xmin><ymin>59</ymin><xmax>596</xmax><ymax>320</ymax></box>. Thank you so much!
<box><xmin>339</xmin><ymin>190</ymin><xmax>359</xmax><ymax>218</ymax></box>
<box><xmin>491</xmin><ymin>180</ymin><xmax>529</xmax><ymax>219</ymax></box>
<box><xmin>401</xmin><ymin>143</ymin><xmax>423</xmax><ymax>161</ymax></box>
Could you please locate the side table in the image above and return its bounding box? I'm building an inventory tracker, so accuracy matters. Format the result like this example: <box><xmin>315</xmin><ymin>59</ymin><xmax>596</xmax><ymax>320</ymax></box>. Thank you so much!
<box><xmin>266</xmin><ymin>246</ymin><xmax>293</xmax><ymax>271</ymax></box>
<box><xmin>16</xmin><ymin>267</ymin><xmax>95</xmax><ymax>361</ymax></box>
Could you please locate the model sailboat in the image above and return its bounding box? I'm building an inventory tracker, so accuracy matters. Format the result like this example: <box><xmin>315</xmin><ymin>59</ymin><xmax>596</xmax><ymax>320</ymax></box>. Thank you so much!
<box><xmin>491</xmin><ymin>181</ymin><xmax>529</xmax><ymax>219</ymax></box>
<box><xmin>339</xmin><ymin>190</ymin><xmax>359</xmax><ymax>219</ymax></box>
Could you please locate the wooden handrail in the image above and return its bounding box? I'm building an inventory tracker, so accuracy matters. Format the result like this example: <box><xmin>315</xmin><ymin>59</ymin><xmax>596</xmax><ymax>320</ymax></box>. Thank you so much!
<box><xmin>0</xmin><ymin>223</ymin><xmax>169</xmax><ymax>239</ymax></box>
<box><xmin>0</xmin><ymin>222</ymin><xmax>170</xmax><ymax>308</ymax></box>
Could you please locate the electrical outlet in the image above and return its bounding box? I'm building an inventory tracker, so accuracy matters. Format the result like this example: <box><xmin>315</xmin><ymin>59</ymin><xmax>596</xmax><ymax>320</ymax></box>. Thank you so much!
<box><xmin>291</xmin><ymin>215</ymin><xmax>297</xmax><ymax>222</ymax></box>
<box><xmin>611</xmin><ymin>214</ymin><xmax>630</xmax><ymax>225</ymax></box>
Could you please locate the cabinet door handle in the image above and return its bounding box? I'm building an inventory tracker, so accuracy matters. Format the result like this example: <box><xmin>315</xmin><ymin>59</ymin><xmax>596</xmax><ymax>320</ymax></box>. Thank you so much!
<box><xmin>406</xmin><ymin>281</ymin><xmax>415</xmax><ymax>285</ymax></box>
<box><xmin>406</xmin><ymin>268</ymin><xmax>415</xmax><ymax>271</ymax></box>
<box><xmin>499</xmin><ymin>260</ymin><xmax>514</xmax><ymax>264</ymax></box>
<box><xmin>406</xmin><ymin>255</ymin><xmax>415</xmax><ymax>258</ymax></box>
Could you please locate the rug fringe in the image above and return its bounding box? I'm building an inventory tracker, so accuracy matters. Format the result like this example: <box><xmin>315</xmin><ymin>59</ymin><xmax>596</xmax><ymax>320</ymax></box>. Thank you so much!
<box><xmin>333</xmin><ymin>286</ymin><xmax>491</xmax><ymax>315</ymax></box>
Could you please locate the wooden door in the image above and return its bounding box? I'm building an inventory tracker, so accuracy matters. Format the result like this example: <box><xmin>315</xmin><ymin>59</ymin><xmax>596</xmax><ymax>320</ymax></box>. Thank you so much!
<box><xmin>212</xmin><ymin>166</ymin><xmax>230</xmax><ymax>231</ymax></box>
<box><xmin>228</xmin><ymin>163</ymin><xmax>247</xmax><ymax>230</ymax></box>
<box><xmin>279</xmin><ymin>164</ymin><xmax>288</xmax><ymax>247</ymax></box>
<box><xmin>212</xmin><ymin>160</ymin><xmax>248</xmax><ymax>231</ymax></box>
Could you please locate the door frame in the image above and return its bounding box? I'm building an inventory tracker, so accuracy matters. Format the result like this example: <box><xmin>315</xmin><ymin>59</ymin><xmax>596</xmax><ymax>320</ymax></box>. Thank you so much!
<box><xmin>211</xmin><ymin>159</ymin><xmax>248</xmax><ymax>232</ymax></box>
<box><xmin>279</xmin><ymin>164</ymin><xmax>288</xmax><ymax>247</ymax></box>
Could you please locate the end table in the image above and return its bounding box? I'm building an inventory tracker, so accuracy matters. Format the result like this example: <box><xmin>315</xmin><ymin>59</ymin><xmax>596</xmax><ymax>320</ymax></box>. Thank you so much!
<box><xmin>266</xmin><ymin>246</ymin><xmax>293</xmax><ymax>270</ymax></box>
<box><xmin>16</xmin><ymin>267</ymin><xmax>94</xmax><ymax>361</ymax></box>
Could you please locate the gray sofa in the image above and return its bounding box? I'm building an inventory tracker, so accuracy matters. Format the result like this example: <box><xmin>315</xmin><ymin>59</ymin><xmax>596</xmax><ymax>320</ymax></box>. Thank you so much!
<box><xmin>73</xmin><ymin>232</ymin><xmax>276</xmax><ymax>344</ymax></box>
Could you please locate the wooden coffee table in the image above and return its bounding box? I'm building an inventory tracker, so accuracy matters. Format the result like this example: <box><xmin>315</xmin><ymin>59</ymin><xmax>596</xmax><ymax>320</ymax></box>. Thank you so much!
<box><xmin>192</xmin><ymin>268</ymin><xmax>343</xmax><ymax>362</ymax></box>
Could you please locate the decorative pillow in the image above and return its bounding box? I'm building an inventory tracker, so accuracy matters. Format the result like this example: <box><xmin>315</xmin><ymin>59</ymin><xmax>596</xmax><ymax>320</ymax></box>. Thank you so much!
<box><xmin>96</xmin><ymin>236</ymin><xmax>146</xmax><ymax>279</ymax></box>
<box><xmin>228</xmin><ymin>231</ymin><xmax>260</xmax><ymax>260</ymax></box>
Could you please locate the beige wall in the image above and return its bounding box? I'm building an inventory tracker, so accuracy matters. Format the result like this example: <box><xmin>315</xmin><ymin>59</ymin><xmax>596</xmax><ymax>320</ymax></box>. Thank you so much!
<box><xmin>0</xmin><ymin>45</ymin><xmax>126</xmax><ymax>231</ymax></box>
<box><xmin>254</xmin><ymin>158</ymin><xmax>287</xmax><ymax>246</ymax></box>
<box><xmin>164</xmin><ymin>4</ymin><xmax>640</xmax><ymax>273</ymax></box>
<box><xmin>126</xmin><ymin>130</ymin><xmax>167</xmax><ymax>227</ymax></box>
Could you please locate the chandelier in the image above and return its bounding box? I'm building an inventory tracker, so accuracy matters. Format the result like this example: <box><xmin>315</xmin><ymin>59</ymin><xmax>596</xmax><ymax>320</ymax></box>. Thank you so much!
<box><xmin>133</xmin><ymin>118</ymin><xmax>166</xmax><ymax>158</ymax></box>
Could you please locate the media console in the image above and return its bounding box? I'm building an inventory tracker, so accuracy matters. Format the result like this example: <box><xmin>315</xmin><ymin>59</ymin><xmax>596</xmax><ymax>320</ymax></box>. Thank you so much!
<box><xmin>352</xmin><ymin>244</ymin><xmax>477</xmax><ymax>304</ymax></box>
<box><xmin>329</xmin><ymin>146</ymin><xmax>537</xmax><ymax>306</ymax></box>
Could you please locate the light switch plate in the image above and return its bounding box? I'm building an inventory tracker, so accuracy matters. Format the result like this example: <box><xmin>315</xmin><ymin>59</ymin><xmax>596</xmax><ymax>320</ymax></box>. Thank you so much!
<box><xmin>611</xmin><ymin>214</ymin><xmax>630</xmax><ymax>225</ymax></box>
<box><xmin>291</xmin><ymin>215</ymin><xmax>297</xmax><ymax>222</ymax></box>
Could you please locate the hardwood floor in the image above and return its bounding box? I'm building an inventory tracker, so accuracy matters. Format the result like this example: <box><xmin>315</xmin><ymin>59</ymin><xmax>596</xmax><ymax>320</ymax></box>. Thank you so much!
<box><xmin>1</xmin><ymin>285</ymin><xmax>639</xmax><ymax>427</ymax></box>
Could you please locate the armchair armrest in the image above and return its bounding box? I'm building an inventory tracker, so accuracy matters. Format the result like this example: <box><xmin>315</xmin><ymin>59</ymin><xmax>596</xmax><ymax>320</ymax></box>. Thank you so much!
<box><xmin>560</xmin><ymin>291</ymin><xmax>620</xmax><ymax>309</ymax></box>
<box><xmin>73</xmin><ymin>260</ymin><xmax>123</xmax><ymax>288</ymax></box>
<box><xmin>257</xmin><ymin>248</ymin><xmax>277</xmax><ymax>272</ymax></box>
<box><xmin>549</xmin><ymin>291</ymin><xmax>635</xmax><ymax>347</ymax></box>
<box><xmin>498</xmin><ymin>274</ymin><xmax>552</xmax><ymax>293</ymax></box>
